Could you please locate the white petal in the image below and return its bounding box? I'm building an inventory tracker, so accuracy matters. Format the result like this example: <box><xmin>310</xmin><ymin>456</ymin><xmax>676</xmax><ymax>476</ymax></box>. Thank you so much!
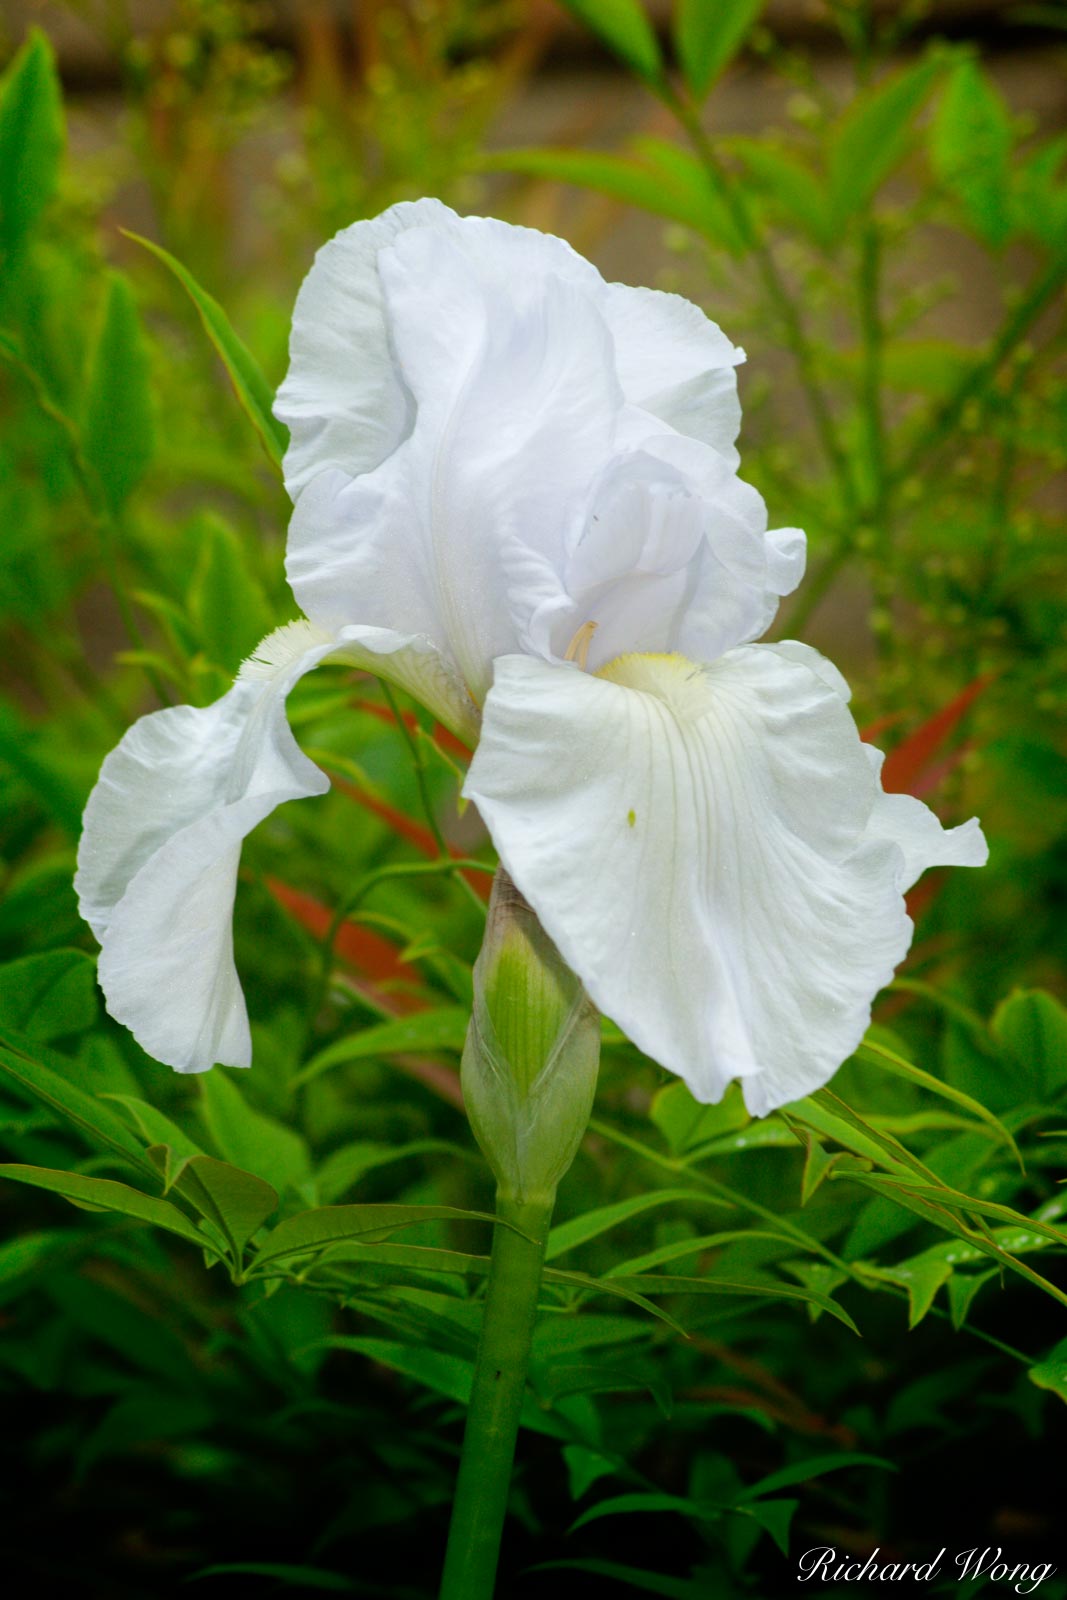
<box><xmin>275</xmin><ymin>199</ymin><xmax>454</xmax><ymax>495</ymax></box>
<box><xmin>287</xmin><ymin>223</ymin><xmax>622</xmax><ymax>704</ymax></box>
<box><xmin>465</xmin><ymin>649</ymin><xmax>985</xmax><ymax>1116</ymax></box>
<box><xmin>863</xmin><ymin>745</ymin><xmax>989</xmax><ymax>889</ymax></box>
<box><xmin>76</xmin><ymin>621</ymin><xmax>471</xmax><ymax>1074</ymax></box>
<box><xmin>603</xmin><ymin>283</ymin><xmax>744</xmax><ymax>462</ymax></box>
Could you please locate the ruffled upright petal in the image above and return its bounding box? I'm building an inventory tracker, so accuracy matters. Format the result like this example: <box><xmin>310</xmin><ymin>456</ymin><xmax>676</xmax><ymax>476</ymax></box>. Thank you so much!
<box><xmin>603</xmin><ymin>283</ymin><xmax>744</xmax><ymax>463</ymax></box>
<box><xmin>465</xmin><ymin>648</ymin><xmax>986</xmax><ymax>1115</ymax></box>
<box><xmin>274</xmin><ymin>198</ymin><xmax>453</xmax><ymax>495</ymax></box>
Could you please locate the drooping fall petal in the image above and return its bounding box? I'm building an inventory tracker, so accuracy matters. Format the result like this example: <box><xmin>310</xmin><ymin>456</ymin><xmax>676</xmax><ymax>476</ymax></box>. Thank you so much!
<box><xmin>465</xmin><ymin>647</ymin><xmax>987</xmax><ymax>1114</ymax></box>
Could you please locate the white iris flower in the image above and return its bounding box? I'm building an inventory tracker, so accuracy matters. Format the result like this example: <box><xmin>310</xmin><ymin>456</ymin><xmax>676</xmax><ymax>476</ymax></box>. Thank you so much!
<box><xmin>75</xmin><ymin>200</ymin><xmax>987</xmax><ymax>1113</ymax></box>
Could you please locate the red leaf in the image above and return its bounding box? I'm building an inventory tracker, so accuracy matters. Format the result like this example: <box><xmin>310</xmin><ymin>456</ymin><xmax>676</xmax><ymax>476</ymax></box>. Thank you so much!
<box><xmin>874</xmin><ymin>674</ymin><xmax>993</xmax><ymax>797</ymax></box>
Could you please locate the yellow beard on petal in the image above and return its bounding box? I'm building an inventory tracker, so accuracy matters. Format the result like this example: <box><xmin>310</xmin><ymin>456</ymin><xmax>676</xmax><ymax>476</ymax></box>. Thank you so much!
<box><xmin>595</xmin><ymin>650</ymin><xmax>712</xmax><ymax>717</ymax></box>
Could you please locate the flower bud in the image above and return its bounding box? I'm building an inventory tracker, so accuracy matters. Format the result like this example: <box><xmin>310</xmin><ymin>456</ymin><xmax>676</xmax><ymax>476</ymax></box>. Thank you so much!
<box><xmin>461</xmin><ymin>868</ymin><xmax>600</xmax><ymax>1203</ymax></box>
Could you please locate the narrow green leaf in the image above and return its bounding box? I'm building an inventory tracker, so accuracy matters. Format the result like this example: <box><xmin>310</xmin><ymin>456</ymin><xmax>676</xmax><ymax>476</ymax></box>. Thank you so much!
<box><xmin>570</xmin><ymin>1490</ymin><xmax>710</xmax><ymax>1534</ymax></box>
<box><xmin>800</xmin><ymin>1090</ymin><xmax>941</xmax><ymax>1182</ymax></box>
<box><xmin>103</xmin><ymin>1094</ymin><xmax>206</xmax><ymax>1189</ymax></box>
<box><xmin>316</xmin><ymin>1336</ymin><xmax>573</xmax><ymax>1442</ymax></box>
<box><xmin>828</xmin><ymin>54</ymin><xmax>944</xmax><ymax>224</ymax></box>
<box><xmin>743</xmin><ymin>1497</ymin><xmax>798</xmax><ymax>1556</ymax></box>
<box><xmin>486</xmin><ymin>146</ymin><xmax>743</xmax><ymax>250</ymax></box>
<box><xmin>283</xmin><ymin>1240</ymin><xmax>493</xmax><ymax>1285</ymax></box>
<box><xmin>541</xmin><ymin>1265</ymin><xmax>689</xmax><ymax>1335</ymax></box>
<box><xmin>857</xmin><ymin>1253</ymin><xmax>952</xmax><ymax>1329</ymax></box>
<box><xmin>546</xmin><ymin>1189</ymin><xmax>732</xmax><ymax>1261</ymax></box>
<box><xmin>0</xmin><ymin>1163</ymin><xmax>211</xmax><ymax>1249</ymax></box>
<box><xmin>199</xmin><ymin>1069</ymin><xmax>310</xmax><ymax>1192</ymax></box>
<box><xmin>82</xmin><ymin>272</ymin><xmax>154</xmax><ymax>513</ymax></box>
<box><xmin>992</xmin><ymin>988</ymin><xmax>1067</xmax><ymax>1097</ymax></box>
<box><xmin>543</xmin><ymin>1362</ymin><xmax>672</xmax><ymax>1417</ymax></box>
<box><xmin>0</xmin><ymin>1026</ymin><xmax>155</xmax><ymax>1174</ymax></box>
<box><xmin>930</xmin><ymin>58</ymin><xmax>1013</xmax><ymax>245</ymax></box>
<box><xmin>614</xmin><ymin>1270</ymin><xmax>860</xmax><ymax>1334</ymax></box>
<box><xmin>123</xmin><ymin>229</ymin><xmax>287</xmax><ymax>468</ymax></box>
<box><xmin>946</xmin><ymin>1267</ymin><xmax>997</xmax><ymax>1329</ymax></box>
<box><xmin>253</xmin><ymin>1204</ymin><xmax>499</xmax><ymax>1268</ymax></box>
<box><xmin>727</xmin><ymin>138</ymin><xmax>834</xmax><ymax>248</ymax></box>
<box><xmin>186</xmin><ymin>511</ymin><xmax>272</xmax><ymax>671</ymax></box>
<box><xmin>650</xmin><ymin>1080</ymin><xmax>747</xmax><ymax>1155</ymax></box>
<box><xmin>1028</xmin><ymin>1338</ymin><xmax>1067</xmax><ymax>1406</ymax></box>
<box><xmin>844</xmin><ymin>1175</ymin><xmax>1067</xmax><ymax>1310</ymax></box>
<box><xmin>606</xmin><ymin>1229</ymin><xmax>802</xmax><ymax>1278</ymax></box>
<box><xmin>858</xmin><ymin>1037</ymin><xmax>1021</xmax><ymax>1166</ymax></box>
<box><xmin>558</xmin><ymin>0</ymin><xmax>662</xmax><ymax>81</ymax></box>
<box><xmin>167</xmin><ymin>1153</ymin><xmax>279</xmax><ymax>1258</ymax></box>
<box><xmin>675</xmin><ymin>0</ymin><xmax>762</xmax><ymax>99</ymax></box>
<box><xmin>313</xmin><ymin>1138</ymin><xmax>471</xmax><ymax>1204</ymax></box>
<box><xmin>0</xmin><ymin>699</ymin><xmax>85</xmax><ymax>835</ymax></box>
<box><xmin>0</xmin><ymin>949</ymin><xmax>98</xmax><ymax>1042</ymax></box>
<box><xmin>0</xmin><ymin>30</ymin><xmax>64</xmax><ymax>254</ymax></box>
<box><xmin>292</xmin><ymin>1007</ymin><xmax>470</xmax><ymax>1089</ymax></box>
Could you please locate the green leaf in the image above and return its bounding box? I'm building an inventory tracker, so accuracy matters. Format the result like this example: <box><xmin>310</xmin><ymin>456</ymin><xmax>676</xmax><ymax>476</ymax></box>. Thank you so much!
<box><xmin>742</xmin><ymin>1497</ymin><xmax>797</xmax><ymax>1556</ymax></box>
<box><xmin>252</xmin><ymin>1204</ymin><xmax>499</xmax><ymax>1269</ymax></box>
<box><xmin>123</xmin><ymin>230</ymin><xmax>287</xmax><ymax>468</ymax></box>
<box><xmin>79</xmin><ymin>1389</ymin><xmax>214</xmax><ymax>1475</ymax></box>
<box><xmin>486</xmin><ymin>146</ymin><xmax>743</xmax><ymax>251</ymax></box>
<box><xmin>739</xmin><ymin>1451</ymin><xmax>894</xmax><ymax>1501</ymax></box>
<box><xmin>563</xmin><ymin>1444</ymin><xmax>618</xmax><ymax>1501</ymax></box>
<box><xmin>828</xmin><ymin>54</ymin><xmax>943</xmax><ymax>225</ymax></box>
<box><xmin>0</xmin><ymin>700</ymin><xmax>85</xmax><ymax>835</ymax></box>
<box><xmin>0</xmin><ymin>949</ymin><xmax>98</xmax><ymax>1042</ymax></box>
<box><xmin>930</xmin><ymin>58</ymin><xmax>1013</xmax><ymax>245</ymax></box>
<box><xmin>0</xmin><ymin>1025</ymin><xmax>155</xmax><ymax>1173</ymax></box>
<box><xmin>992</xmin><ymin>988</ymin><xmax>1067</xmax><ymax>1097</ymax></box>
<box><xmin>0</xmin><ymin>30</ymin><xmax>63</xmax><ymax>255</ymax></box>
<box><xmin>607</xmin><ymin>1229</ymin><xmax>802</xmax><ymax>1278</ymax></box>
<box><xmin>946</xmin><ymin>1267</ymin><xmax>998</xmax><ymax>1329</ymax></box>
<box><xmin>103</xmin><ymin>1094</ymin><xmax>206</xmax><ymax>1188</ymax></box>
<box><xmin>186</xmin><ymin>510</ymin><xmax>273</xmax><ymax>671</ymax></box>
<box><xmin>614</xmin><ymin>1269</ymin><xmax>860</xmax><ymax>1334</ymax></box>
<box><xmin>1028</xmin><ymin>1337</ymin><xmax>1067</xmax><ymax>1406</ymax></box>
<box><xmin>558</xmin><ymin>0</ymin><xmax>662</xmax><ymax>81</ymax></box>
<box><xmin>843</xmin><ymin>1175</ymin><xmax>1067</xmax><ymax>1311</ymax></box>
<box><xmin>166</xmin><ymin>1153</ymin><xmax>279</xmax><ymax>1258</ymax></box>
<box><xmin>82</xmin><ymin>272</ymin><xmax>154</xmax><ymax>513</ymax></box>
<box><xmin>546</xmin><ymin>1189</ymin><xmax>731</xmax><ymax>1261</ymax></box>
<box><xmin>650</xmin><ymin>1080</ymin><xmax>748</xmax><ymax>1155</ymax></box>
<box><xmin>291</xmin><ymin>1007</ymin><xmax>470</xmax><ymax>1089</ymax></box>
<box><xmin>675</xmin><ymin>0</ymin><xmax>762</xmax><ymax>99</ymax></box>
<box><xmin>199</xmin><ymin>1069</ymin><xmax>311</xmax><ymax>1193</ymax></box>
<box><xmin>570</xmin><ymin>1490</ymin><xmax>710</xmax><ymax>1534</ymax></box>
<box><xmin>857</xmin><ymin>1037</ymin><xmax>1021</xmax><ymax>1165</ymax></box>
<box><xmin>542</xmin><ymin>1362</ymin><xmax>672</xmax><ymax>1417</ymax></box>
<box><xmin>0</xmin><ymin>1163</ymin><xmax>211</xmax><ymax>1250</ymax></box>
<box><xmin>727</xmin><ymin>138</ymin><xmax>834</xmax><ymax>248</ymax></box>
<box><xmin>313</xmin><ymin>1137</ymin><xmax>471</xmax><ymax>1204</ymax></box>
<box><xmin>315</xmin><ymin>1336</ymin><xmax>574</xmax><ymax>1442</ymax></box>
<box><xmin>284</xmin><ymin>1240</ymin><xmax>494</xmax><ymax>1289</ymax></box>
<box><xmin>851</xmin><ymin>1254</ymin><xmax>953</xmax><ymax>1331</ymax></box>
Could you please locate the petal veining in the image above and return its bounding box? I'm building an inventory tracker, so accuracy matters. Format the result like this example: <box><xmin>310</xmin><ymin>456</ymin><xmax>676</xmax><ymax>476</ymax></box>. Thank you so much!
<box><xmin>465</xmin><ymin>648</ymin><xmax>986</xmax><ymax>1114</ymax></box>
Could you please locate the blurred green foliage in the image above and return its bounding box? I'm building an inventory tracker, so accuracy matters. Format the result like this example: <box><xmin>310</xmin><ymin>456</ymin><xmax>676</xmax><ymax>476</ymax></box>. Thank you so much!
<box><xmin>0</xmin><ymin>4</ymin><xmax>1065</xmax><ymax>1596</ymax></box>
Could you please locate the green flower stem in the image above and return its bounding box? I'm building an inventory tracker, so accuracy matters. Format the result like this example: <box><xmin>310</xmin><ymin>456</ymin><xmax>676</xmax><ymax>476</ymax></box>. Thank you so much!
<box><xmin>438</xmin><ymin>1189</ymin><xmax>554</xmax><ymax>1600</ymax></box>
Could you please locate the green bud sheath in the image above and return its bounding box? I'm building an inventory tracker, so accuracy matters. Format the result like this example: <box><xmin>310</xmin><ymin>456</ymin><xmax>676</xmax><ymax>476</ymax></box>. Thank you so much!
<box><xmin>439</xmin><ymin>869</ymin><xmax>600</xmax><ymax>1600</ymax></box>
<box><xmin>462</xmin><ymin>866</ymin><xmax>601</xmax><ymax>1204</ymax></box>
